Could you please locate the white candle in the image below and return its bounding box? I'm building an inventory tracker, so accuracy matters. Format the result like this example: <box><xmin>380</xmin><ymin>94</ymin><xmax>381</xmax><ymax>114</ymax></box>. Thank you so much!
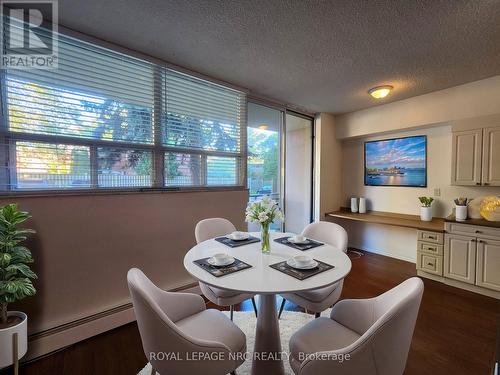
<box><xmin>351</xmin><ymin>197</ymin><xmax>358</xmax><ymax>213</ymax></box>
<box><xmin>359</xmin><ymin>197</ymin><xmax>366</xmax><ymax>213</ymax></box>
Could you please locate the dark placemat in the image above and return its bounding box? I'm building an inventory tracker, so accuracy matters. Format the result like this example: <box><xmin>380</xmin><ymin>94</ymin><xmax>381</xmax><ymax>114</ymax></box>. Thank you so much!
<box><xmin>215</xmin><ymin>236</ymin><xmax>260</xmax><ymax>248</ymax></box>
<box><xmin>274</xmin><ymin>236</ymin><xmax>324</xmax><ymax>251</ymax></box>
<box><xmin>269</xmin><ymin>259</ymin><xmax>334</xmax><ymax>280</ymax></box>
<box><xmin>193</xmin><ymin>257</ymin><xmax>252</xmax><ymax>277</ymax></box>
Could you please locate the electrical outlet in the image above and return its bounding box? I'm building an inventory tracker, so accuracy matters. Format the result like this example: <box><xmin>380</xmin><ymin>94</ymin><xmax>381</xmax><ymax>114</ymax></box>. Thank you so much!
<box><xmin>434</xmin><ymin>188</ymin><xmax>441</xmax><ymax>197</ymax></box>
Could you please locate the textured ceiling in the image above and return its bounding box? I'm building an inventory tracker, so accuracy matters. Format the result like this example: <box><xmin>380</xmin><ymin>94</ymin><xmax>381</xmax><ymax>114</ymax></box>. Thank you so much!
<box><xmin>58</xmin><ymin>0</ymin><xmax>500</xmax><ymax>114</ymax></box>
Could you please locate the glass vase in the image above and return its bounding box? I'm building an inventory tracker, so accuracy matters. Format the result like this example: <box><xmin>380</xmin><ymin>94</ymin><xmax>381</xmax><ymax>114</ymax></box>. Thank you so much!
<box><xmin>260</xmin><ymin>222</ymin><xmax>271</xmax><ymax>254</ymax></box>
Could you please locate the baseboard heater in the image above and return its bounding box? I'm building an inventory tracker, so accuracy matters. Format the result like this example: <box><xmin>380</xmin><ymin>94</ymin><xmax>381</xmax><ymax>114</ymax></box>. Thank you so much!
<box><xmin>24</xmin><ymin>281</ymin><xmax>199</xmax><ymax>362</ymax></box>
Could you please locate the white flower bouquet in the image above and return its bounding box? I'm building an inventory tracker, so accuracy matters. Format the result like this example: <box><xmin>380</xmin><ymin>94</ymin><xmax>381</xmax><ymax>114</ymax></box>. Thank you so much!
<box><xmin>245</xmin><ymin>196</ymin><xmax>283</xmax><ymax>253</ymax></box>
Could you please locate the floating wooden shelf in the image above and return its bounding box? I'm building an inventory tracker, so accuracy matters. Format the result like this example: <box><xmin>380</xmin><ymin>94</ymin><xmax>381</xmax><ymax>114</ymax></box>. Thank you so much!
<box><xmin>326</xmin><ymin>207</ymin><xmax>445</xmax><ymax>232</ymax></box>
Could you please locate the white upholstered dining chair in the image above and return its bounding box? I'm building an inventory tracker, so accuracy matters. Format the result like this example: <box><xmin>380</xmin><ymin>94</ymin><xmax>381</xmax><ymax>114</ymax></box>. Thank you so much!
<box><xmin>127</xmin><ymin>268</ymin><xmax>246</xmax><ymax>375</ymax></box>
<box><xmin>288</xmin><ymin>277</ymin><xmax>424</xmax><ymax>375</ymax></box>
<box><xmin>195</xmin><ymin>218</ymin><xmax>258</xmax><ymax>319</ymax></box>
<box><xmin>279</xmin><ymin>221</ymin><xmax>348</xmax><ymax>319</ymax></box>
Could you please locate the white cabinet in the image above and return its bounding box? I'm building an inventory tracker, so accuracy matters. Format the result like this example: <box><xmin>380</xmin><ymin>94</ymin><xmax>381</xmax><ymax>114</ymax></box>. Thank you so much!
<box><xmin>441</xmin><ymin>222</ymin><xmax>500</xmax><ymax>296</ymax></box>
<box><xmin>444</xmin><ymin>234</ymin><xmax>476</xmax><ymax>284</ymax></box>
<box><xmin>482</xmin><ymin>126</ymin><xmax>500</xmax><ymax>186</ymax></box>
<box><xmin>451</xmin><ymin>125</ymin><xmax>500</xmax><ymax>186</ymax></box>
<box><xmin>451</xmin><ymin>129</ymin><xmax>483</xmax><ymax>186</ymax></box>
<box><xmin>476</xmin><ymin>238</ymin><xmax>500</xmax><ymax>292</ymax></box>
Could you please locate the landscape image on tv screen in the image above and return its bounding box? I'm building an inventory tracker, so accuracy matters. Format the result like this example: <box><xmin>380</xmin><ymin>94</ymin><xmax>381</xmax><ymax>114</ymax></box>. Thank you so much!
<box><xmin>364</xmin><ymin>135</ymin><xmax>427</xmax><ymax>187</ymax></box>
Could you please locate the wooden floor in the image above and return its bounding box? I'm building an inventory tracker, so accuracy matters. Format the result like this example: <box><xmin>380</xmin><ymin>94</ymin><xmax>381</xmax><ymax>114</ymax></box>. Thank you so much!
<box><xmin>3</xmin><ymin>250</ymin><xmax>499</xmax><ymax>375</ymax></box>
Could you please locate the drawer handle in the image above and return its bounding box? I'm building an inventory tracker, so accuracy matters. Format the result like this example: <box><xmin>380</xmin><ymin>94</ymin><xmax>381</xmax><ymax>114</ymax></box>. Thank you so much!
<box><xmin>478</xmin><ymin>239</ymin><xmax>483</xmax><ymax>243</ymax></box>
<box><xmin>427</xmin><ymin>262</ymin><xmax>434</xmax><ymax>266</ymax></box>
<box><xmin>427</xmin><ymin>235</ymin><xmax>436</xmax><ymax>239</ymax></box>
<box><xmin>426</xmin><ymin>247</ymin><xmax>435</xmax><ymax>251</ymax></box>
<box><xmin>475</xmin><ymin>230</ymin><xmax>482</xmax><ymax>234</ymax></box>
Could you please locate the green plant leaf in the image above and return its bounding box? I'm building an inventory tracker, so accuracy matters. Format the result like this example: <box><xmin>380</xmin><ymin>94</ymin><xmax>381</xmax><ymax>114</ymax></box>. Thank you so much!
<box><xmin>0</xmin><ymin>204</ymin><xmax>36</xmax><ymax>316</ymax></box>
<box><xmin>5</xmin><ymin>263</ymin><xmax>37</xmax><ymax>279</ymax></box>
<box><xmin>0</xmin><ymin>252</ymin><xmax>11</xmax><ymax>267</ymax></box>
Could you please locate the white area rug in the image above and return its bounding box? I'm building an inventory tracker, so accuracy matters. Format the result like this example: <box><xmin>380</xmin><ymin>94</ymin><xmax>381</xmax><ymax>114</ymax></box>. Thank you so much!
<box><xmin>138</xmin><ymin>309</ymin><xmax>332</xmax><ymax>375</ymax></box>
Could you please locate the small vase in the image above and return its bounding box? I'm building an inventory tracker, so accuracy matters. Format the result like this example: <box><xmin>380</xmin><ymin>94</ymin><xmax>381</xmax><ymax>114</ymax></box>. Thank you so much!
<box><xmin>455</xmin><ymin>205</ymin><xmax>468</xmax><ymax>221</ymax></box>
<box><xmin>351</xmin><ymin>197</ymin><xmax>358</xmax><ymax>213</ymax></box>
<box><xmin>359</xmin><ymin>197</ymin><xmax>366</xmax><ymax>213</ymax></box>
<box><xmin>420</xmin><ymin>206</ymin><xmax>432</xmax><ymax>221</ymax></box>
<box><xmin>261</xmin><ymin>223</ymin><xmax>271</xmax><ymax>254</ymax></box>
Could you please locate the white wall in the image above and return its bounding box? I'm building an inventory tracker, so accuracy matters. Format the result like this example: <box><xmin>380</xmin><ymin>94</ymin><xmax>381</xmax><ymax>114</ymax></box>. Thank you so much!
<box><xmin>342</xmin><ymin>125</ymin><xmax>500</xmax><ymax>217</ymax></box>
<box><xmin>338</xmin><ymin>125</ymin><xmax>500</xmax><ymax>262</ymax></box>
<box><xmin>314</xmin><ymin>113</ymin><xmax>343</xmax><ymax>220</ymax></box>
<box><xmin>336</xmin><ymin>75</ymin><xmax>500</xmax><ymax>139</ymax></box>
<box><xmin>332</xmin><ymin>75</ymin><xmax>500</xmax><ymax>262</ymax></box>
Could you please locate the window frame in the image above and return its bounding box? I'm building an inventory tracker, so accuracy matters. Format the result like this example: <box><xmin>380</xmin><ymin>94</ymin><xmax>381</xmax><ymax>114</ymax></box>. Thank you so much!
<box><xmin>0</xmin><ymin>56</ymin><xmax>247</xmax><ymax>195</ymax></box>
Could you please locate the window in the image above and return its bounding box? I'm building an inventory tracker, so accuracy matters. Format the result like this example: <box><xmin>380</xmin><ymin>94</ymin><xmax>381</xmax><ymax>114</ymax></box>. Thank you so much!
<box><xmin>0</xmin><ymin>22</ymin><xmax>246</xmax><ymax>191</ymax></box>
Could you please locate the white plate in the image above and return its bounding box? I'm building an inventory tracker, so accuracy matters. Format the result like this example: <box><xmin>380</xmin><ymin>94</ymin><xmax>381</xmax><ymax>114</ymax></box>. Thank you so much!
<box><xmin>286</xmin><ymin>258</ymin><xmax>318</xmax><ymax>270</ymax></box>
<box><xmin>288</xmin><ymin>237</ymin><xmax>309</xmax><ymax>244</ymax></box>
<box><xmin>208</xmin><ymin>256</ymin><xmax>235</xmax><ymax>267</ymax></box>
<box><xmin>227</xmin><ymin>233</ymin><xmax>250</xmax><ymax>241</ymax></box>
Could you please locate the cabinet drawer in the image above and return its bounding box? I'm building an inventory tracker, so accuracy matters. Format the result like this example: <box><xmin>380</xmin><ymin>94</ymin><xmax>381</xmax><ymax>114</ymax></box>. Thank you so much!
<box><xmin>445</xmin><ymin>222</ymin><xmax>500</xmax><ymax>240</ymax></box>
<box><xmin>417</xmin><ymin>230</ymin><xmax>444</xmax><ymax>244</ymax></box>
<box><xmin>417</xmin><ymin>241</ymin><xmax>444</xmax><ymax>255</ymax></box>
<box><xmin>417</xmin><ymin>251</ymin><xmax>443</xmax><ymax>276</ymax></box>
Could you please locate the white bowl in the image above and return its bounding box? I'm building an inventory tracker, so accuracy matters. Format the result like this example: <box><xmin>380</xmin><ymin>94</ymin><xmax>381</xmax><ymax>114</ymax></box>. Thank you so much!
<box><xmin>293</xmin><ymin>255</ymin><xmax>313</xmax><ymax>267</ymax></box>
<box><xmin>289</xmin><ymin>235</ymin><xmax>308</xmax><ymax>244</ymax></box>
<box><xmin>286</xmin><ymin>258</ymin><xmax>318</xmax><ymax>270</ymax></box>
<box><xmin>212</xmin><ymin>253</ymin><xmax>231</xmax><ymax>265</ymax></box>
<box><xmin>228</xmin><ymin>231</ymin><xmax>249</xmax><ymax>241</ymax></box>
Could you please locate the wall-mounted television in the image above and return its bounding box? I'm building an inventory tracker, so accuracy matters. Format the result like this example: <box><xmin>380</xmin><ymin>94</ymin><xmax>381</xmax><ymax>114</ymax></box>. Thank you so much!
<box><xmin>364</xmin><ymin>135</ymin><xmax>427</xmax><ymax>187</ymax></box>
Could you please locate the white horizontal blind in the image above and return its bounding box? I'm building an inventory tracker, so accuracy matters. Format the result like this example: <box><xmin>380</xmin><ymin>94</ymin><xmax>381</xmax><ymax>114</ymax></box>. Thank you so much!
<box><xmin>164</xmin><ymin>70</ymin><xmax>245</xmax><ymax>153</ymax></box>
<box><xmin>0</xmin><ymin>19</ymin><xmax>246</xmax><ymax>191</ymax></box>
<box><xmin>6</xmin><ymin>28</ymin><xmax>155</xmax><ymax>144</ymax></box>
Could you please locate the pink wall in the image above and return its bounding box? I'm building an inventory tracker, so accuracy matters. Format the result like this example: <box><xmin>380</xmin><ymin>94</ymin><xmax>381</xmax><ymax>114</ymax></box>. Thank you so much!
<box><xmin>2</xmin><ymin>189</ymin><xmax>248</xmax><ymax>334</ymax></box>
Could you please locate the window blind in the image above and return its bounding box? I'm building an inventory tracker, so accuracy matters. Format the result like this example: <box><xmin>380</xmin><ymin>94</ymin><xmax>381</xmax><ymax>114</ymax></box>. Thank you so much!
<box><xmin>0</xmin><ymin>19</ymin><xmax>246</xmax><ymax>191</ymax></box>
<box><xmin>6</xmin><ymin>29</ymin><xmax>155</xmax><ymax>144</ymax></box>
<box><xmin>164</xmin><ymin>69</ymin><xmax>245</xmax><ymax>153</ymax></box>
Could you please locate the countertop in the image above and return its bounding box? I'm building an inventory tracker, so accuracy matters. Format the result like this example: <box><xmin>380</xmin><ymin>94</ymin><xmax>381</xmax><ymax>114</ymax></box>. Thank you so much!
<box><xmin>445</xmin><ymin>214</ymin><xmax>500</xmax><ymax>228</ymax></box>
<box><xmin>327</xmin><ymin>208</ymin><xmax>444</xmax><ymax>232</ymax></box>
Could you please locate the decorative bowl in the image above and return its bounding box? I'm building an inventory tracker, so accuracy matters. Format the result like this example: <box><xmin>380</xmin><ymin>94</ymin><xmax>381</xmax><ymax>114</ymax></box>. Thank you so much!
<box><xmin>480</xmin><ymin>196</ymin><xmax>500</xmax><ymax>222</ymax></box>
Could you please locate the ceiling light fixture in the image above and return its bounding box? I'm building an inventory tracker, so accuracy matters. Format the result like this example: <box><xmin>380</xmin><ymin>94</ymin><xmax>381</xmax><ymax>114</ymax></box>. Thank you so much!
<box><xmin>368</xmin><ymin>85</ymin><xmax>393</xmax><ymax>99</ymax></box>
<box><xmin>258</xmin><ymin>124</ymin><xmax>269</xmax><ymax>130</ymax></box>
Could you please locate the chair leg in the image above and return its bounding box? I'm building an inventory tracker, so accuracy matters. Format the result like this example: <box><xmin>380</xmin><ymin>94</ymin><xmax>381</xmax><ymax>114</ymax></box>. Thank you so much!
<box><xmin>230</xmin><ymin>305</ymin><xmax>234</xmax><ymax>321</ymax></box>
<box><xmin>278</xmin><ymin>298</ymin><xmax>286</xmax><ymax>320</ymax></box>
<box><xmin>251</xmin><ymin>297</ymin><xmax>258</xmax><ymax>318</ymax></box>
<box><xmin>315</xmin><ymin>312</ymin><xmax>321</xmax><ymax>318</ymax></box>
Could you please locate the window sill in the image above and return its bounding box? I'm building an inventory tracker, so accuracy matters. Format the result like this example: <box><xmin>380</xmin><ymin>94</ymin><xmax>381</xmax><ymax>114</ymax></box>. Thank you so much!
<box><xmin>0</xmin><ymin>186</ymin><xmax>249</xmax><ymax>199</ymax></box>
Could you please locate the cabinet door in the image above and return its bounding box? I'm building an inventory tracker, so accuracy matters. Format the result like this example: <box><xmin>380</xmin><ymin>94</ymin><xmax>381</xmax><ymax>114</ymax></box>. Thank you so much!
<box><xmin>444</xmin><ymin>234</ymin><xmax>476</xmax><ymax>284</ymax></box>
<box><xmin>476</xmin><ymin>238</ymin><xmax>500</xmax><ymax>291</ymax></box>
<box><xmin>482</xmin><ymin>126</ymin><xmax>500</xmax><ymax>186</ymax></box>
<box><xmin>451</xmin><ymin>129</ymin><xmax>482</xmax><ymax>186</ymax></box>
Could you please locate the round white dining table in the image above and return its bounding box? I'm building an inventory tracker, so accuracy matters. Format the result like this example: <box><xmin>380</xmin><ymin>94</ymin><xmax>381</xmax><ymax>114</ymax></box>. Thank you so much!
<box><xmin>183</xmin><ymin>231</ymin><xmax>352</xmax><ymax>375</ymax></box>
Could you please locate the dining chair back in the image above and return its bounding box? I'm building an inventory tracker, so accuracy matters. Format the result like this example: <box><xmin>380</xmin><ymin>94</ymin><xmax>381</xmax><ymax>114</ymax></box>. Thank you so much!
<box><xmin>195</xmin><ymin>218</ymin><xmax>236</xmax><ymax>243</ymax></box>
<box><xmin>194</xmin><ymin>218</ymin><xmax>258</xmax><ymax>319</ymax></box>
<box><xmin>302</xmin><ymin>221</ymin><xmax>348</xmax><ymax>253</ymax></box>
<box><xmin>128</xmin><ymin>268</ymin><xmax>245</xmax><ymax>375</ymax></box>
<box><xmin>279</xmin><ymin>221</ymin><xmax>349</xmax><ymax>319</ymax></box>
<box><xmin>289</xmin><ymin>277</ymin><xmax>424</xmax><ymax>375</ymax></box>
